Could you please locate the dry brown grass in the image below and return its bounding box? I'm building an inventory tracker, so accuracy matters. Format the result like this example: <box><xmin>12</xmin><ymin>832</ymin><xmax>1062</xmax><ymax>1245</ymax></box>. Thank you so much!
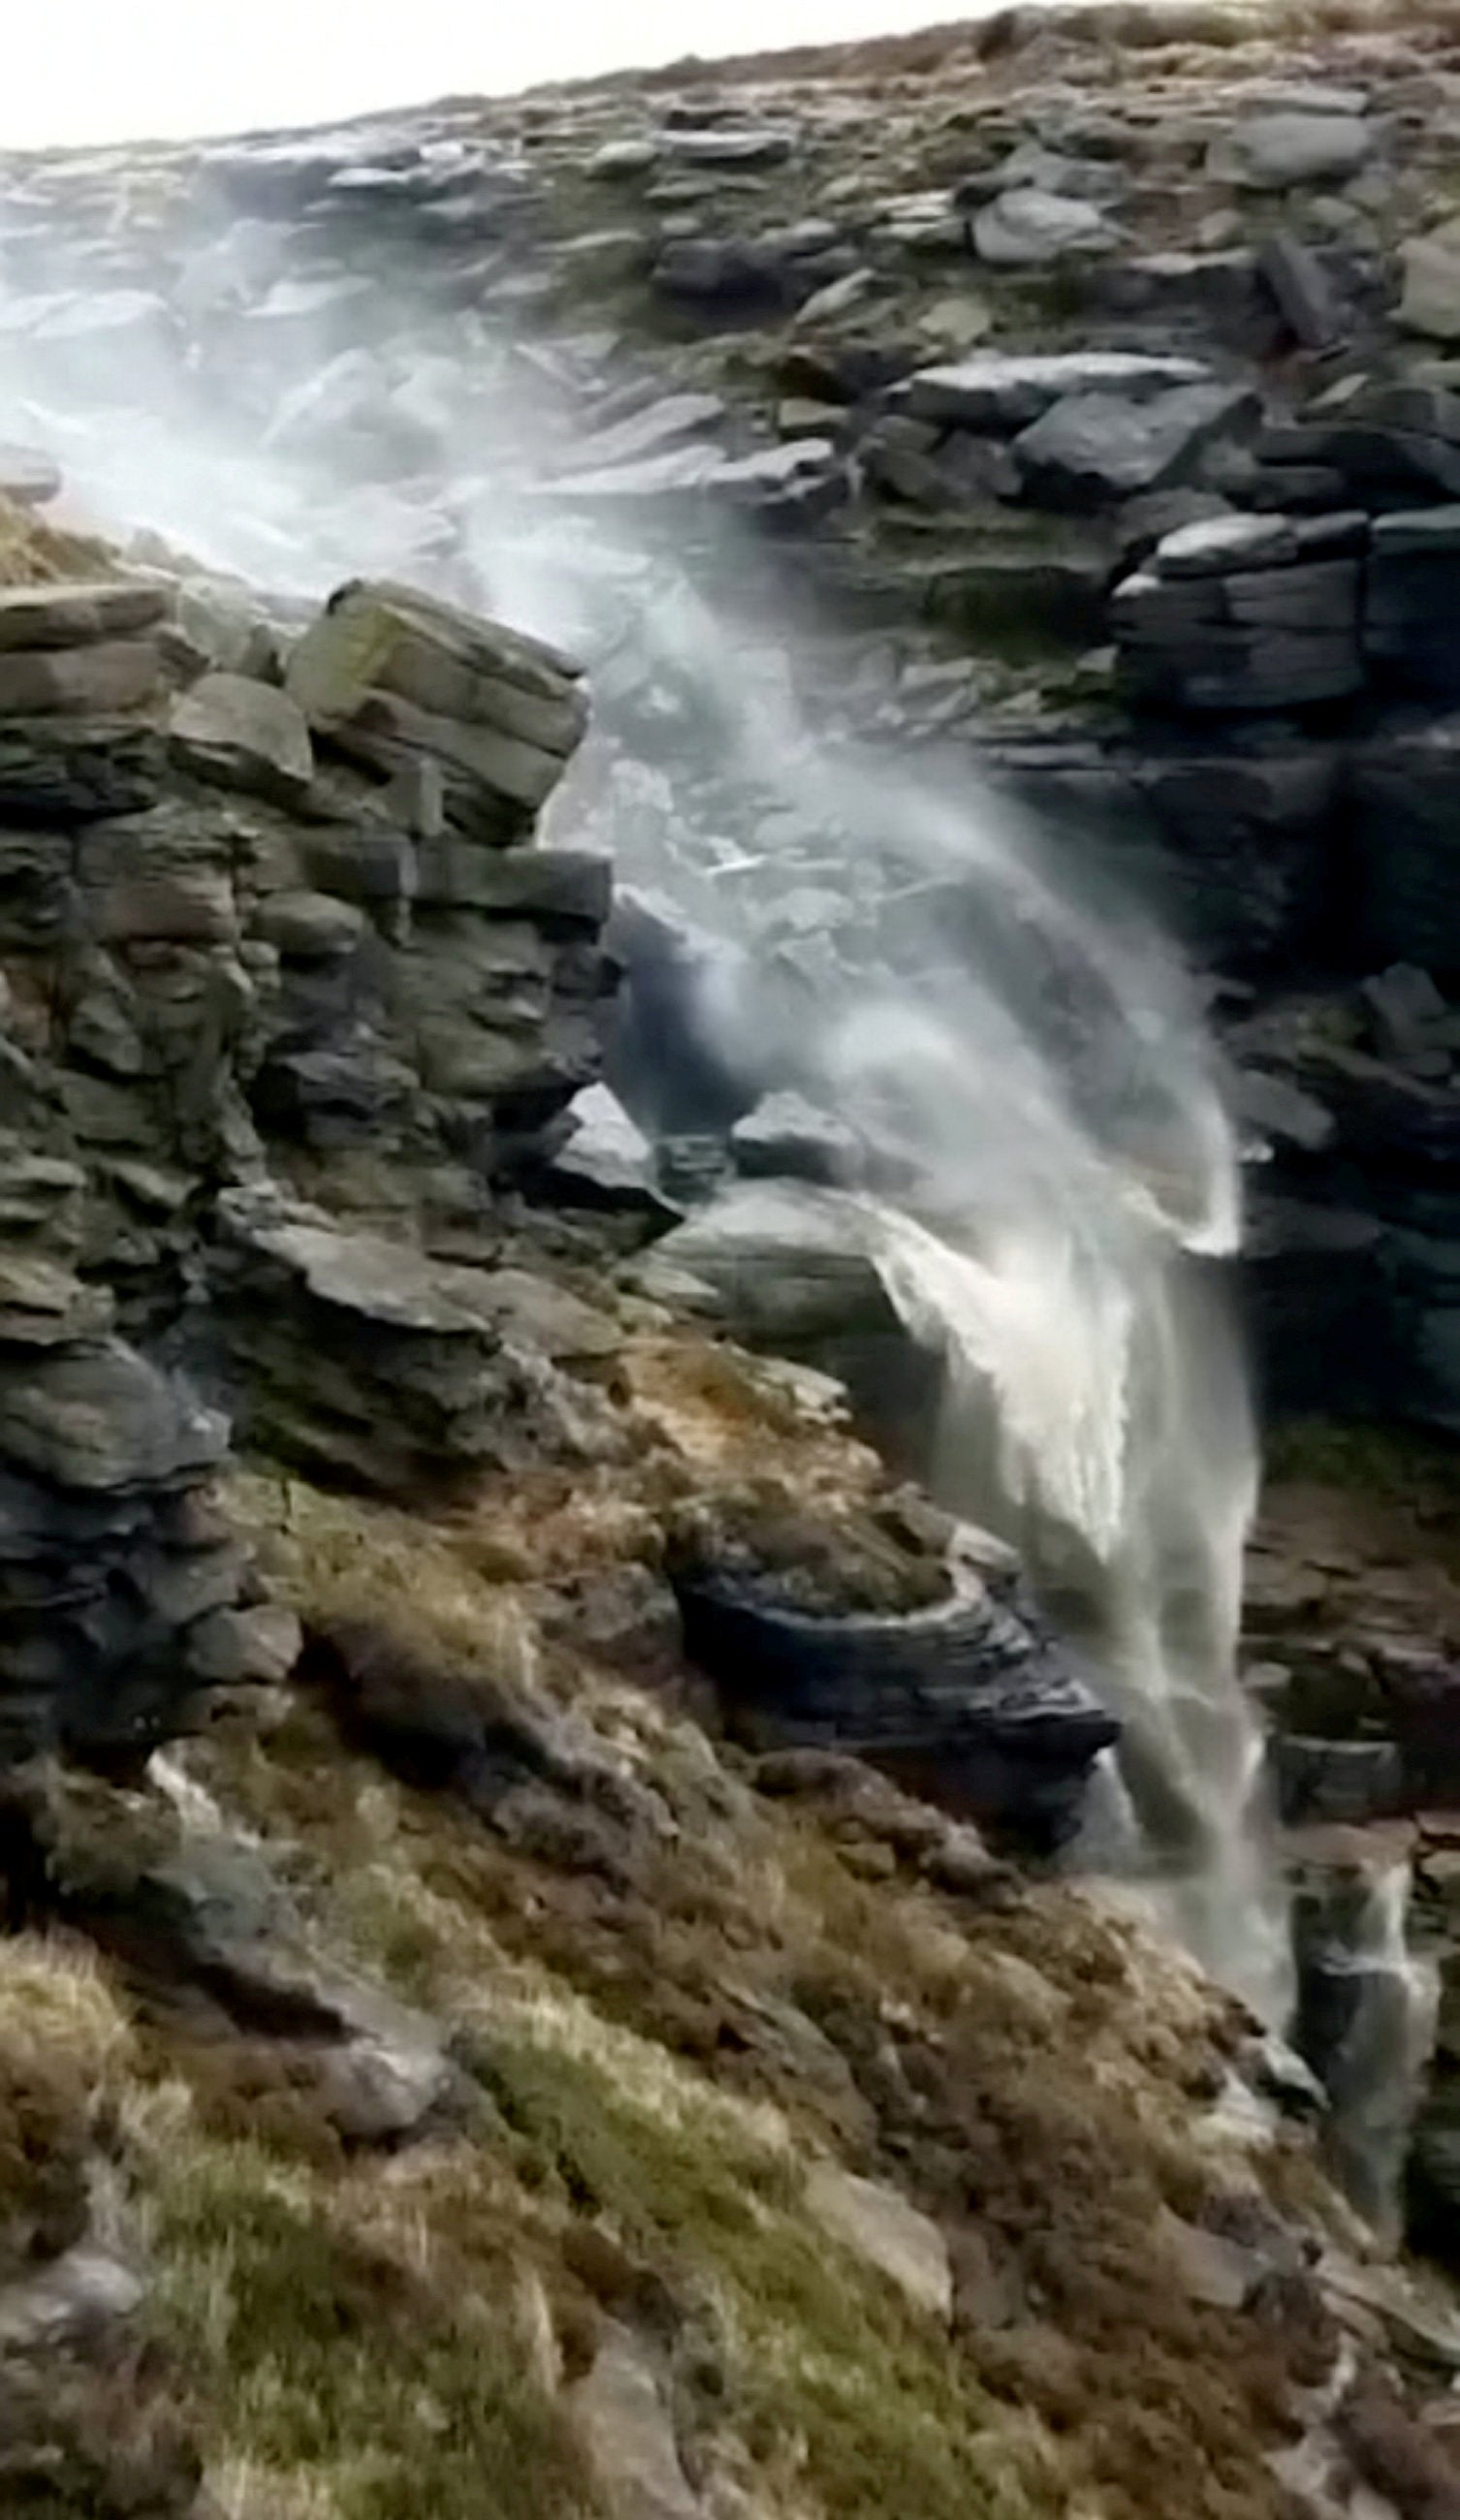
<box><xmin>0</xmin><ymin>1324</ymin><xmax>1377</xmax><ymax>2520</ymax></box>
<box><xmin>0</xmin><ymin>1931</ymin><xmax>135</xmax><ymax>2276</ymax></box>
<box><xmin>0</xmin><ymin>491</ymin><xmax>121</xmax><ymax>586</ymax></box>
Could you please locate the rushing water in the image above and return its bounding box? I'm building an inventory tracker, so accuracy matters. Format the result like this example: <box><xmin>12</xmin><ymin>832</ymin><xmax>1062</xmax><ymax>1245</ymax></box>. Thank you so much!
<box><xmin>1294</xmin><ymin>1851</ymin><xmax>1440</xmax><ymax>2239</ymax></box>
<box><xmin>0</xmin><ymin>258</ymin><xmax>1295</xmax><ymax>2024</ymax></box>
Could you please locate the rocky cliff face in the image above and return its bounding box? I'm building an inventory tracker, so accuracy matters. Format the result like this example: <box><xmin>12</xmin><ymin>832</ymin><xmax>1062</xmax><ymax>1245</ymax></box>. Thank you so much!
<box><xmin>0</xmin><ymin>0</ymin><xmax>1454</xmax><ymax>1433</ymax></box>
<box><xmin>1</xmin><ymin>7</ymin><xmax>1460</xmax><ymax>2517</ymax></box>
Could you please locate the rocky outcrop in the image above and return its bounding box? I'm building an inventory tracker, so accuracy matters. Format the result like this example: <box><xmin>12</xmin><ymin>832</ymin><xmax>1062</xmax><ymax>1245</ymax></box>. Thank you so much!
<box><xmin>0</xmin><ymin>1130</ymin><xmax>263</xmax><ymax>1771</ymax></box>
<box><xmin>0</xmin><ymin>529</ymin><xmax>616</xmax><ymax>1772</ymax></box>
<box><xmin>211</xmin><ymin>1185</ymin><xmax>623</xmax><ymax>1493</ymax></box>
<box><xmin>674</xmin><ymin>1535</ymin><xmax>1116</xmax><ymax>1847</ymax></box>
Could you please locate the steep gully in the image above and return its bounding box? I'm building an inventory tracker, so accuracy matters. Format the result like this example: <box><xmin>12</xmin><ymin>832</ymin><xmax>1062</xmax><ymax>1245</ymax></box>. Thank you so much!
<box><xmin>0</xmin><ymin>130</ymin><xmax>1426</xmax><ymax>2231</ymax></box>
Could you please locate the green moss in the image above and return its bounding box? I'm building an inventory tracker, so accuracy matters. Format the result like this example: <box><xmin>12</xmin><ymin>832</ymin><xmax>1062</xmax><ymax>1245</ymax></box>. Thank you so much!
<box><xmin>476</xmin><ymin>2032</ymin><xmax>1054</xmax><ymax>2520</ymax></box>
<box><xmin>145</xmin><ymin>2140</ymin><xmax>597</xmax><ymax>2520</ymax></box>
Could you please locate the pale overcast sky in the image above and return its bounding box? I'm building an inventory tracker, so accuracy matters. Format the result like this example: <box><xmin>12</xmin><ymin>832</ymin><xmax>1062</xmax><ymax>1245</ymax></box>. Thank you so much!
<box><xmin>0</xmin><ymin>2</ymin><xmax>994</xmax><ymax>148</ymax></box>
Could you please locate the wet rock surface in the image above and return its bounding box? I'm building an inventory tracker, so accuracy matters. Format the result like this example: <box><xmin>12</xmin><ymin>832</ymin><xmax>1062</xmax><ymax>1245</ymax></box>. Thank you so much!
<box><xmin>0</xmin><ymin>11</ymin><xmax>1459</xmax><ymax>2511</ymax></box>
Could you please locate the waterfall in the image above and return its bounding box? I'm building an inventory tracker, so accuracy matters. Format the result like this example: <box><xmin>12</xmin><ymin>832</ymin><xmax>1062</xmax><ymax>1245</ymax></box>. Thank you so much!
<box><xmin>0</xmin><ymin>270</ymin><xmax>1293</xmax><ymax>2024</ymax></box>
<box><xmin>1294</xmin><ymin>1849</ymin><xmax>1440</xmax><ymax>2241</ymax></box>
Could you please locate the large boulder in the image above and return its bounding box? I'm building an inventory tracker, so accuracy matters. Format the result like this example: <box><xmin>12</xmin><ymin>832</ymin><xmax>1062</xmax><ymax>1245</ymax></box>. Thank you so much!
<box><xmin>1399</xmin><ymin>219</ymin><xmax>1460</xmax><ymax>343</ymax></box>
<box><xmin>971</xmin><ymin>188</ymin><xmax>1113</xmax><ymax>266</ymax></box>
<box><xmin>211</xmin><ymin>1189</ymin><xmax>621</xmax><ymax>1492</ymax></box>
<box><xmin>1213</xmin><ymin>110</ymin><xmax>1373</xmax><ymax>190</ymax></box>
<box><xmin>170</xmin><ymin>672</ymin><xmax>314</xmax><ymax>807</ymax></box>
<box><xmin>1112</xmin><ymin>511</ymin><xmax>1365</xmax><ymax>711</ymax></box>
<box><xmin>1013</xmin><ymin>383</ymin><xmax>1254</xmax><ymax>509</ymax></box>
<box><xmin>671</xmin><ymin>1498</ymin><xmax>1118</xmax><ymax>1847</ymax></box>
<box><xmin>285</xmin><ymin>581</ymin><xmax>588</xmax><ymax>840</ymax></box>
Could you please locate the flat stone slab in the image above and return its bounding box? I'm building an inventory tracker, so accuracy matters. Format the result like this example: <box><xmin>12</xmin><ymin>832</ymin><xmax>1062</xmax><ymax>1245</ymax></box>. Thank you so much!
<box><xmin>660</xmin><ymin>123</ymin><xmax>794</xmax><ymax>166</ymax></box>
<box><xmin>0</xmin><ymin>639</ymin><xmax>162</xmax><ymax>717</ymax></box>
<box><xmin>903</xmin><ymin>350</ymin><xmax>1210</xmax><ymax>432</ymax></box>
<box><xmin>1156</xmin><ymin>514</ymin><xmax>1303</xmax><ymax>578</ymax></box>
<box><xmin>291</xmin><ymin>582</ymin><xmax>584</xmax><ymax>742</ymax></box>
<box><xmin>569</xmin><ymin>2324</ymin><xmax>702</xmax><ymax>2520</ymax></box>
<box><xmin>1216</xmin><ymin>111</ymin><xmax>1374</xmax><ymax>189</ymax></box>
<box><xmin>0</xmin><ymin>581</ymin><xmax>170</xmax><ymax>650</ymax></box>
<box><xmin>551</xmin><ymin>1084</ymin><xmax>666</xmax><ymax>1210</ymax></box>
<box><xmin>558</xmin><ymin>391</ymin><xmax>726</xmax><ymax>474</ymax></box>
<box><xmin>170</xmin><ymin>671</ymin><xmax>314</xmax><ymax>806</ymax></box>
<box><xmin>1372</xmin><ymin>505</ymin><xmax>1460</xmax><ymax>556</ymax></box>
<box><xmin>1014</xmin><ymin>382</ymin><xmax>1254</xmax><ymax>507</ymax></box>
<box><xmin>805</xmin><ymin>2163</ymin><xmax>953</xmax><ymax>2319</ymax></box>
<box><xmin>972</xmin><ymin>187</ymin><xmax>1113</xmax><ymax>266</ymax></box>
<box><xmin>0</xmin><ymin>1338</ymin><xmax>227</xmax><ymax>1492</ymax></box>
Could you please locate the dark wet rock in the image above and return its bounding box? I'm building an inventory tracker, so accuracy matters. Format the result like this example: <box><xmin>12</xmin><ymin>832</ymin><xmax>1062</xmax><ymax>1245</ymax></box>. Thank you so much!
<box><xmin>731</xmin><ymin>1091</ymin><xmax>864</xmax><ymax>1186</ymax></box>
<box><xmin>1366</xmin><ymin>507</ymin><xmax>1460</xmax><ymax>699</ymax></box>
<box><xmin>1013</xmin><ymin>382</ymin><xmax>1256</xmax><ymax>510</ymax></box>
<box><xmin>1256</xmin><ymin>231</ymin><xmax>1344</xmax><ymax>353</ymax></box>
<box><xmin>1258</xmin><ymin>412</ymin><xmax>1460</xmax><ymax>509</ymax></box>
<box><xmin>414</xmin><ymin>840</ymin><xmax>611</xmax><ymax>927</ymax></box>
<box><xmin>546</xmin><ymin>1084</ymin><xmax>669</xmax><ymax>1213</ymax></box>
<box><xmin>1233</xmin><ymin>1066</ymin><xmax>1336</xmax><ymax>1158</ymax></box>
<box><xmin>1351</xmin><ymin>718</ymin><xmax>1460</xmax><ymax>979</ymax></box>
<box><xmin>0</xmin><ymin>718</ymin><xmax>165</xmax><ymax>822</ymax></box>
<box><xmin>605</xmin><ymin>890</ymin><xmax>762</xmax><ymax>1136</ymax></box>
<box><xmin>858</xmin><ymin>414</ymin><xmax>1020</xmax><ymax>511</ymax></box>
<box><xmin>1244</xmin><ymin>1192</ymin><xmax>1388</xmax><ymax>1420</ymax></box>
<box><xmin>211</xmin><ymin>1187</ymin><xmax>621</xmax><ymax>1493</ymax></box>
<box><xmin>633</xmin><ymin>1181</ymin><xmax>897</xmax><ymax>1344</ymax></box>
<box><xmin>1112</xmin><ymin>528</ymin><xmax>1363</xmax><ymax>712</ymax></box>
<box><xmin>674</xmin><ymin>1523</ymin><xmax>1116</xmax><ymax>1849</ymax></box>
<box><xmin>1361</xmin><ymin>963</ymin><xmax>1450</xmax><ymax>1062</ymax></box>
<box><xmin>651</xmin><ymin>236</ymin><xmax>800</xmax><ymax>316</ymax></box>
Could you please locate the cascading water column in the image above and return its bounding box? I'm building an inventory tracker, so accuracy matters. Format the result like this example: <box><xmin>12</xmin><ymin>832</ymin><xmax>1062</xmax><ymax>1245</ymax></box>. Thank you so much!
<box><xmin>2</xmin><ymin>274</ymin><xmax>1297</xmax><ymax>2033</ymax></box>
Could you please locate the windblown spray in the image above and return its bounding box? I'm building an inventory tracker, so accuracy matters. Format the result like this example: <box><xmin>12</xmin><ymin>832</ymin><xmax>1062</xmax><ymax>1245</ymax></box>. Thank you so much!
<box><xmin>0</xmin><ymin>236</ymin><xmax>1290</xmax><ymax>2022</ymax></box>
